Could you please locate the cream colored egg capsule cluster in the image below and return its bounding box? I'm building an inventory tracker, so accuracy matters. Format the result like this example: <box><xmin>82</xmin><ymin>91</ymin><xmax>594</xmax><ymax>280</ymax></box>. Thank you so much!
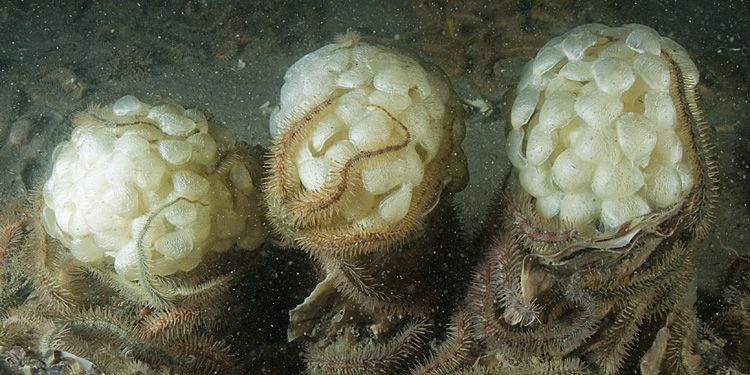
<box><xmin>508</xmin><ymin>23</ymin><xmax>698</xmax><ymax>232</ymax></box>
<box><xmin>42</xmin><ymin>95</ymin><xmax>266</xmax><ymax>279</ymax></box>
<box><xmin>266</xmin><ymin>34</ymin><xmax>467</xmax><ymax>254</ymax></box>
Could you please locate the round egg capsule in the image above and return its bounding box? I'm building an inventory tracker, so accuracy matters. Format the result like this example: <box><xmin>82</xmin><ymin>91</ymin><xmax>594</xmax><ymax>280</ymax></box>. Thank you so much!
<box><xmin>644</xmin><ymin>91</ymin><xmax>677</xmax><ymax>129</ymax></box>
<box><xmin>600</xmin><ymin>195</ymin><xmax>651</xmax><ymax>232</ymax></box>
<box><xmin>526</xmin><ymin>124</ymin><xmax>558</xmax><ymax>166</ymax></box>
<box><xmin>378</xmin><ymin>183</ymin><xmax>413</xmax><ymax>223</ymax></box>
<box><xmin>373</xmin><ymin>64</ymin><xmax>411</xmax><ymax>96</ymax></box>
<box><xmin>519</xmin><ymin>165</ymin><xmax>556</xmax><ymax>198</ymax></box>
<box><xmin>573</xmin><ymin>126</ymin><xmax>622</xmax><ymax>165</ymax></box>
<box><xmin>561</xmin><ymin>29</ymin><xmax>598</xmax><ymax>60</ymax></box>
<box><xmin>615</xmin><ymin>112</ymin><xmax>657</xmax><ymax>167</ymax></box>
<box><xmin>591</xmin><ymin>161</ymin><xmax>645</xmax><ymax>200</ymax></box>
<box><xmin>625</xmin><ymin>27</ymin><xmax>662</xmax><ymax>55</ymax></box>
<box><xmin>172</xmin><ymin>170</ymin><xmax>210</xmax><ymax>201</ymax></box>
<box><xmin>535</xmin><ymin>192</ymin><xmax>563</xmax><ymax>218</ymax></box>
<box><xmin>559</xmin><ymin>193</ymin><xmax>599</xmax><ymax>227</ymax></box>
<box><xmin>592</xmin><ymin>57</ymin><xmax>636</xmax><ymax>95</ymax></box>
<box><xmin>112</xmin><ymin>95</ymin><xmax>149</xmax><ymax>117</ymax></box>
<box><xmin>165</xmin><ymin>199</ymin><xmax>198</xmax><ymax>227</ymax></box>
<box><xmin>369</xmin><ymin>90</ymin><xmax>412</xmax><ymax>115</ymax></box>
<box><xmin>574</xmin><ymin>90</ymin><xmax>623</xmax><ymax>128</ymax></box>
<box><xmin>511</xmin><ymin>87</ymin><xmax>540</xmax><ymax>129</ymax></box>
<box><xmin>158</xmin><ymin>140</ymin><xmax>193</xmax><ymax>165</ymax></box>
<box><xmin>633</xmin><ymin>54</ymin><xmax>670</xmax><ymax>92</ymax></box>
<box><xmin>538</xmin><ymin>92</ymin><xmax>576</xmax><ymax>131</ymax></box>
<box><xmin>298</xmin><ymin>157</ymin><xmax>331</xmax><ymax>191</ymax></box>
<box><xmin>643</xmin><ymin>165</ymin><xmax>684</xmax><ymax>208</ymax></box>
<box><xmin>155</xmin><ymin>229</ymin><xmax>195</xmax><ymax>258</ymax></box>
<box><xmin>69</xmin><ymin>236</ymin><xmax>106</xmax><ymax>263</ymax></box>
<box><xmin>551</xmin><ymin>149</ymin><xmax>595</xmax><ymax>192</ymax></box>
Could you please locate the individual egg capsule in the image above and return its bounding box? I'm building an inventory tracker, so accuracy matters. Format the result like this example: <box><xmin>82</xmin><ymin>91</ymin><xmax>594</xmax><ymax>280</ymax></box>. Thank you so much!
<box><xmin>538</xmin><ymin>91</ymin><xmax>576</xmax><ymax>131</ymax></box>
<box><xmin>229</xmin><ymin>163</ymin><xmax>254</xmax><ymax>196</ymax></box>
<box><xmin>591</xmin><ymin>57</ymin><xmax>635</xmax><ymax>95</ymax></box>
<box><xmin>164</xmin><ymin>199</ymin><xmax>198</xmax><ymax>227</ymax></box>
<box><xmin>572</xmin><ymin>126</ymin><xmax>622</xmax><ymax>165</ymax></box>
<box><xmin>81</xmin><ymin>168</ymin><xmax>110</xmax><ymax>201</ymax></box>
<box><xmin>644</xmin><ymin>91</ymin><xmax>677</xmax><ymax>129</ymax></box>
<box><xmin>532</xmin><ymin>44</ymin><xmax>566</xmax><ymax>76</ymax></box>
<box><xmin>112</xmin><ymin>95</ymin><xmax>150</xmax><ymax>117</ymax></box>
<box><xmin>84</xmin><ymin>207</ymin><xmax>122</xmax><ymax>232</ymax></box>
<box><xmin>373</xmin><ymin>64</ymin><xmax>411</xmax><ymax>96</ymax></box>
<box><xmin>301</xmin><ymin>71</ymin><xmax>337</xmax><ymax>100</ymax></box>
<box><xmin>625</xmin><ymin>26</ymin><xmax>662</xmax><ymax>55</ymax></box>
<box><xmin>334</xmin><ymin>89</ymin><xmax>369</xmax><ymax>124</ymax></box>
<box><xmin>362</xmin><ymin>145</ymin><xmax>424</xmax><ymax>195</ymax></box>
<box><xmin>559</xmin><ymin>60</ymin><xmax>593</xmax><ymax>82</ymax></box>
<box><xmin>591</xmin><ymin>160</ymin><xmax>645</xmax><ymax>200</ymax></box>
<box><xmin>49</xmin><ymin>202</ymin><xmax>74</xmax><ymax>236</ymax></box>
<box><xmin>574</xmin><ymin>90</ymin><xmax>623</xmax><ymax>128</ymax></box>
<box><xmin>551</xmin><ymin>149</ymin><xmax>595</xmax><ymax>193</ymax></box>
<box><xmin>378</xmin><ymin>183</ymin><xmax>413</xmax><ymax>223</ymax></box>
<box><xmin>147</xmin><ymin>104</ymin><xmax>195</xmax><ymax>136</ymax></box>
<box><xmin>92</xmin><ymin>227</ymin><xmax>131</xmax><ymax>252</ymax></box>
<box><xmin>561</xmin><ymin>29</ymin><xmax>598</xmax><ymax>60</ymax></box>
<box><xmin>75</xmin><ymin>128</ymin><xmax>116</xmax><ymax>166</ymax></box>
<box><xmin>600</xmin><ymin>195</ymin><xmax>651</xmax><ymax>232</ymax></box>
<box><xmin>298</xmin><ymin>157</ymin><xmax>331</xmax><ymax>191</ymax></box>
<box><xmin>157</xmin><ymin>113</ymin><xmax>197</xmax><ymax>136</ymax></box>
<box><xmin>369</xmin><ymin>90</ymin><xmax>412</xmax><ymax>116</ymax></box>
<box><xmin>172</xmin><ymin>170</ymin><xmax>210</xmax><ymax>201</ymax></box>
<box><xmin>115</xmin><ymin>132</ymin><xmax>151</xmax><ymax>158</ymax></box>
<box><xmin>535</xmin><ymin>192</ymin><xmax>563</xmax><ymax>219</ymax></box>
<box><xmin>310</xmin><ymin>113</ymin><xmax>346</xmax><ymax>153</ymax></box>
<box><xmin>545</xmin><ymin>75</ymin><xmax>584</xmax><ymax>94</ymax></box>
<box><xmin>103</xmin><ymin>185</ymin><xmax>140</xmax><ymax>218</ymax></box>
<box><xmin>510</xmin><ymin>87</ymin><xmax>540</xmax><ymax>129</ymax></box>
<box><xmin>324</xmin><ymin>140</ymin><xmax>357</xmax><ymax>164</ymax></box>
<box><xmin>598</xmin><ymin>41</ymin><xmax>637</xmax><ymax>61</ymax></box>
<box><xmin>67</xmin><ymin>208</ymin><xmax>90</xmax><ymax>237</ymax></box>
<box><xmin>675</xmin><ymin>162</ymin><xmax>694</xmax><ymax>193</ymax></box>
<box><xmin>154</xmin><ymin>230</ymin><xmax>195</xmax><ymax>258</ymax></box>
<box><xmin>182</xmin><ymin>108</ymin><xmax>209</xmax><ymax>133</ymax></box>
<box><xmin>336</xmin><ymin>66</ymin><xmax>374</xmax><ymax>89</ymax></box>
<box><xmin>643</xmin><ymin>165</ymin><xmax>684</xmax><ymax>208</ymax></box>
<box><xmin>348</xmin><ymin>107</ymin><xmax>396</xmax><ymax>151</ymax></box>
<box><xmin>633</xmin><ymin>54</ymin><xmax>670</xmax><ymax>92</ymax></box>
<box><xmin>134</xmin><ymin>151</ymin><xmax>167</xmax><ymax>191</ymax></box>
<box><xmin>652</xmin><ymin>130</ymin><xmax>684</xmax><ymax>166</ymax></box>
<box><xmin>158</xmin><ymin>140</ymin><xmax>193</xmax><ymax>165</ymax></box>
<box><xmin>559</xmin><ymin>193</ymin><xmax>600</xmax><ymax>227</ymax></box>
<box><xmin>69</xmin><ymin>236</ymin><xmax>106</xmax><ymax>263</ymax></box>
<box><xmin>526</xmin><ymin>124</ymin><xmax>559</xmax><ymax>166</ymax></box>
<box><xmin>401</xmin><ymin>104</ymin><xmax>440</xmax><ymax>162</ymax></box>
<box><xmin>507</xmin><ymin>128</ymin><xmax>528</xmax><ymax>169</ymax></box>
<box><xmin>519</xmin><ymin>165</ymin><xmax>556</xmax><ymax>198</ymax></box>
<box><xmin>362</xmin><ymin>157</ymin><xmax>403</xmax><ymax>195</ymax></box>
<box><xmin>187</xmin><ymin>133</ymin><xmax>219</xmax><ymax>166</ymax></box>
<box><xmin>105</xmin><ymin>151</ymin><xmax>136</xmax><ymax>184</ymax></box>
<box><xmin>150</xmin><ymin>257</ymin><xmax>180</xmax><ymax>277</ymax></box>
<box><xmin>615</xmin><ymin>112</ymin><xmax>657</xmax><ymax>167</ymax></box>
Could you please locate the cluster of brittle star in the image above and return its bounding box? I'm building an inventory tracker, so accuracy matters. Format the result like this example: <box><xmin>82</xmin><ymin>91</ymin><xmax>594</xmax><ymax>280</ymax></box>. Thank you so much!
<box><xmin>260</xmin><ymin>35</ymin><xmax>727</xmax><ymax>375</ymax></box>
